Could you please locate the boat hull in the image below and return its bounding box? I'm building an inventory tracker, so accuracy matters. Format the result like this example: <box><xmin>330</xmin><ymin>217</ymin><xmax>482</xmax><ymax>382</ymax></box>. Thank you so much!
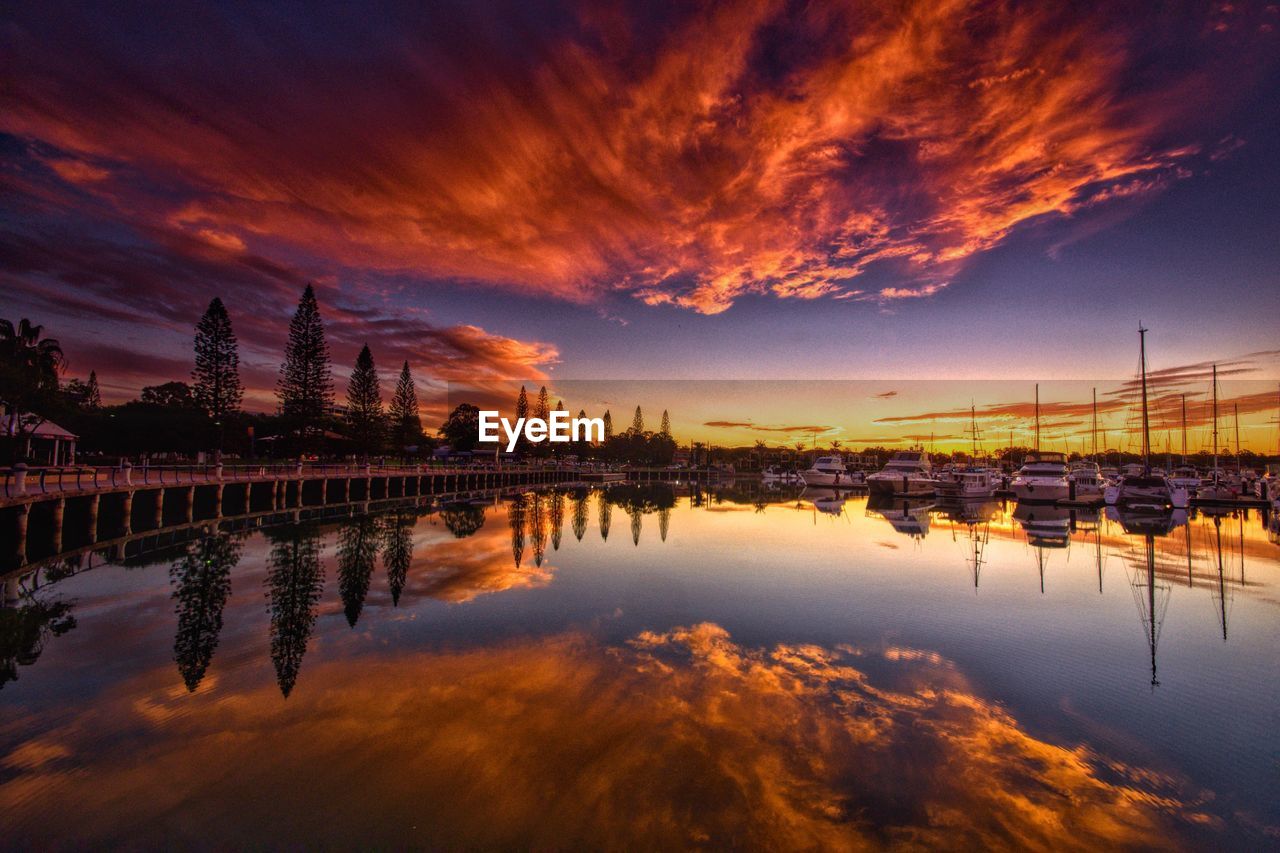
<box><xmin>1010</xmin><ymin>481</ymin><xmax>1069</xmax><ymax>503</ymax></box>
<box><xmin>867</xmin><ymin>475</ymin><xmax>935</xmax><ymax>497</ymax></box>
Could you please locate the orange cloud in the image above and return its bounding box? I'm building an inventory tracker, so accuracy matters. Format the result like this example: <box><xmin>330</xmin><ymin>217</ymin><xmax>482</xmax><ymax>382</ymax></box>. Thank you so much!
<box><xmin>3</xmin><ymin>1</ymin><xmax>1262</xmax><ymax>315</ymax></box>
<box><xmin>0</xmin><ymin>624</ymin><xmax>1214</xmax><ymax>847</ymax></box>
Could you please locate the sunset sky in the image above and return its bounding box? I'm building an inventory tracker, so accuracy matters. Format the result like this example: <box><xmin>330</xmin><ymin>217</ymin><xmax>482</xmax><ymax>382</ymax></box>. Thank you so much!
<box><xmin>2</xmin><ymin>1</ymin><xmax>1278</xmax><ymax>447</ymax></box>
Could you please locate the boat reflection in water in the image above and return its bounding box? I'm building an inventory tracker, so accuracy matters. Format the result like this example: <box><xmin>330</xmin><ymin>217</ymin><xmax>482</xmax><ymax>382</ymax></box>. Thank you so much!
<box><xmin>865</xmin><ymin>493</ymin><xmax>934</xmax><ymax>538</ymax></box>
<box><xmin>2</xmin><ymin>483</ymin><xmax>1278</xmax><ymax>848</ymax></box>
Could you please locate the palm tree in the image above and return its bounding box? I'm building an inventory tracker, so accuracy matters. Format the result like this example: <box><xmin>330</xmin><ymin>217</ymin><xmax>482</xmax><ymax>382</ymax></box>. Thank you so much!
<box><xmin>1</xmin><ymin>318</ymin><xmax>65</xmax><ymax>462</ymax></box>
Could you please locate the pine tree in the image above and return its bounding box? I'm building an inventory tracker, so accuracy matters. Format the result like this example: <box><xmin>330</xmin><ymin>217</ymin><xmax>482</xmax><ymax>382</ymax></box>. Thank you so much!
<box><xmin>631</xmin><ymin>405</ymin><xmax>644</xmax><ymax>434</ymax></box>
<box><xmin>192</xmin><ymin>297</ymin><xmax>242</xmax><ymax>449</ymax></box>
<box><xmin>556</xmin><ymin>399</ymin><xmax>564</xmax><ymax>413</ymax></box>
<box><xmin>535</xmin><ymin>386</ymin><xmax>550</xmax><ymax>421</ymax></box>
<box><xmin>346</xmin><ymin>344</ymin><xmax>384</xmax><ymax>458</ymax></box>
<box><xmin>84</xmin><ymin>370</ymin><xmax>101</xmax><ymax>409</ymax></box>
<box><xmin>388</xmin><ymin>361</ymin><xmax>422</xmax><ymax>452</ymax></box>
<box><xmin>516</xmin><ymin>385</ymin><xmax>529</xmax><ymax>420</ymax></box>
<box><xmin>603</xmin><ymin>410</ymin><xmax>613</xmax><ymax>441</ymax></box>
<box><xmin>660</xmin><ymin>409</ymin><xmax>671</xmax><ymax>439</ymax></box>
<box><xmin>277</xmin><ymin>285</ymin><xmax>333</xmax><ymax>449</ymax></box>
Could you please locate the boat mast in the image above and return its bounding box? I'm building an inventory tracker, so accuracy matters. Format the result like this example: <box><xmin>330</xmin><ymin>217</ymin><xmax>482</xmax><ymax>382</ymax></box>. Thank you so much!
<box><xmin>1034</xmin><ymin>383</ymin><xmax>1040</xmax><ymax>453</ymax></box>
<box><xmin>1139</xmin><ymin>326</ymin><xmax>1150</xmax><ymax>471</ymax></box>
<box><xmin>1212</xmin><ymin>364</ymin><xmax>1219</xmax><ymax>471</ymax></box>
<box><xmin>1181</xmin><ymin>394</ymin><xmax>1187</xmax><ymax>463</ymax></box>
<box><xmin>1092</xmin><ymin>387</ymin><xmax>1098</xmax><ymax>460</ymax></box>
<box><xmin>970</xmin><ymin>403</ymin><xmax>979</xmax><ymax>460</ymax></box>
<box><xmin>1233</xmin><ymin>403</ymin><xmax>1241</xmax><ymax>470</ymax></box>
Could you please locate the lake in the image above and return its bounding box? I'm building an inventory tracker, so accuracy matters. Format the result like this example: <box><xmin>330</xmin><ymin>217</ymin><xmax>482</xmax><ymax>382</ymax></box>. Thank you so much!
<box><xmin>2</xmin><ymin>483</ymin><xmax>1277</xmax><ymax>849</ymax></box>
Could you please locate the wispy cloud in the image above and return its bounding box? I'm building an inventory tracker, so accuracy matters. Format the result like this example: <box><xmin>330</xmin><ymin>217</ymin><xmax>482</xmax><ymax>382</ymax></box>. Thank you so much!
<box><xmin>3</xmin><ymin>0</ymin><xmax>1267</xmax><ymax>318</ymax></box>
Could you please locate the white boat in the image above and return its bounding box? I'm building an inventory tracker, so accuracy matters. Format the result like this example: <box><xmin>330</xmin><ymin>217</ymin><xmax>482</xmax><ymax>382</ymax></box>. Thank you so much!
<box><xmin>1066</xmin><ymin>460</ymin><xmax>1106</xmax><ymax>502</ymax></box>
<box><xmin>936</xmin><ymin>467</ymin><xmax>1001</xmax><ymax>499</ymax></box>
<box><xmin>799</xmin><ymin>456</ymin><xmax>860</xmax><ymax>487</ymax></box>
<box><xmin>1011</xmin><ymin>451</ymin><xmax>1070</xmax><ymax>503</ymax></box>
<box><xmin>761</xmin><ymin>465</ymin><xmax>800</xmax><ymax>484</ymax></box>
<box><xmin>866</xmin><ymin>451</ymin><xmax>935</xmax><ymax>496</ymax></box>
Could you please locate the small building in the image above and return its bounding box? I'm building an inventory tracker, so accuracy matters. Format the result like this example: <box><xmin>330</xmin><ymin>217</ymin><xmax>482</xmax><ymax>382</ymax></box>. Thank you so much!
<box><xmin>2</xmin><ymin>414</ymin><xmax>78</xmax><ymax>465</ymax></box>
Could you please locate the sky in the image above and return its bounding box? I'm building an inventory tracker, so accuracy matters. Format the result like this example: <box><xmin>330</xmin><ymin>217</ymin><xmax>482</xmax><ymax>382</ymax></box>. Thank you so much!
<box><xmin>2</xmin><ymin>1</ymin><xmax>1279</xmax><ymax>447</ymax></box>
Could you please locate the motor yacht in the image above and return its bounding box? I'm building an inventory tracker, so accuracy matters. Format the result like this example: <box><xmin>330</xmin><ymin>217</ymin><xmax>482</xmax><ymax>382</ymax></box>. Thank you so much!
<box><xmin>1010</xmin><ymin>451</ymin><xmax>1070</xmax><ymax>503</ymax></box>
<box><xmin>1066</xmin><ymin>460</ymin><xmax>1106</xmax><ymax>502</ymax></box>
<box><xmin>935</xmin><ymin>466</ymin><xmax>1001</xmax><ymax>499</ymax></box>
<box><xmin>866</xmin><ymin>451</ymin><xmax>935</xmax><ymax>496</ymax></box>
<box><xmin>799</xmin><ymin>456</ymin><xmax>859</xmax><ymax>487</ymax></box>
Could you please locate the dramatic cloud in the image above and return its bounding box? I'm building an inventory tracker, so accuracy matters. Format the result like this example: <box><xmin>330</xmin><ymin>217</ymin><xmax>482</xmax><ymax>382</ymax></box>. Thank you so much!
<box><xmin>0</xmin><ymin>624</ymin><xmax>1212</xmax><ymax>848</ymax></box>
<box><xmin>3</xmin><ymin>0</ymin><xmax>1271</xmax><ymax>321</ymax></box>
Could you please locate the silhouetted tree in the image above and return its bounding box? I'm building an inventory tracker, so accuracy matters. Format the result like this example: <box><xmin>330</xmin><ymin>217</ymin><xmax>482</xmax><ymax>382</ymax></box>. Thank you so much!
<box><xmin>277</xmin><ymin>285</ymin><xmax>333</xmax><ymax>451</ymax></box>
<box><xmin>631</xmin><ymin>406</ymin><xmax>644</xmax><ymax>434</ymax></box>
<box><xmin>516</xmin><ymin>385</ymin><xmax>529</xmax><ymax>421</ymax></box>
<box><xmin>659</xmin><ymin>505</ymin><xmax>671</xmax><ymax>541</ymax></box>
<box><xmin>170</xmin><ymin>533</ymin><xmax>239</xmax><ymax>691</ymax></box>
<box><xmin>660</xmin><ymin>409</ymin><xmax>671</xmax><ymax>440</ymax></box>
<box><xmin>141</xmin><ymin>381</ymin><xmax>196</xmax><ymax>408</ymax></box>
<box><xmin>346</xmin><ymin>344</ymin><xmax>384</xmax><ymax>458</ymax></box>
<box><xmin>337</xmin><ymin>514</ymin><xmax>379</xmax><ymax>627</ymax></box>
<box><xmin>382</xmin><ymin>510</ymin><xmax>414</xmax><ymax>605</ymax></box>
<box><xmin>0</xmin><ymin>318</ymin><xmax>64</xmax><ymax>461</ymax></box>
<box><xmin>439</xmin><ymin>403</ymin><xmax>481</xmax><ymax>452</ymax></box>
<box><xmin>192</xmin><ymin>297</ymin><xmax>242</xmax><ymax>448</ymax></box>
<box><xmin>603</xmin><ymin>410</ymin><xmax>613</xmax><ymax>442</ymax></box>
<box><xmin>266</xmin><ymin>526</ymin><xmax>325</xmax><ymax>698</ymax></box>
<box><xmin>388</xmin><ymin>361</ymin><xmax>422</xmax><ymax>452</ymax></box>
<box><xmin>64</xmin><ymin>371</ymin><xmax>101</xmax><ymax>410</ymax></box>
<box><xmin>629</xmin><ymin>506</ymin><xmax>642</xmax><ymax>545</ymax></box>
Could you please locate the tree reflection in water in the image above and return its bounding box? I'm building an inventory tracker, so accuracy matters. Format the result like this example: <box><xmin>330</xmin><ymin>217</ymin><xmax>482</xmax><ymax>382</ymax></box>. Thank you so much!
<box><xmin>508</xmin><ymin>494</ymin><xmax>527</xmax><ymax>567</ymax></box>
<box><xmin>440</xmin><ymin>502</ymin><xmax>485</xmax><ymax>539</ymax></box>
<box><xmin>337</xmin><ymin>515</ymin><xmax>380</xmax><ymax>628</ymax></box>
<box><xmin>0</xmin><ymin>595</ymin><xmax>75</xmax><ymax>690</ymax></box>
<box><xmin>265</xmin><ymin>525</ymin><xmax>325</xmax><ymax>698</ymax></box>
<box><xmin>571</xmin><ymin>489</ymin><xmax>589</xmax><ymax>542</ymax></box>
<box><xmin>170</xmin><ymin>531</ymin><xmax>240</xmax><ymax>691</ymax></box>
<box><xmin>549</xmin><ymin>490</ymin><xmax>565</xmax><ymax>551</ymax></box>
<box><xmin>381</xmin><ymin>510</ymin><xmax>413</xmax><ymax>606</ymax></box>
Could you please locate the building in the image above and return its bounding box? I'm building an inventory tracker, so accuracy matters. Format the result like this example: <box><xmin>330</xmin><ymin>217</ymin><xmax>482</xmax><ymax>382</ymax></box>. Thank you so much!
<box><xmin>2</xmin><ymin>414</ymin><xmax>78</xmax><ymax>465</ymax></box>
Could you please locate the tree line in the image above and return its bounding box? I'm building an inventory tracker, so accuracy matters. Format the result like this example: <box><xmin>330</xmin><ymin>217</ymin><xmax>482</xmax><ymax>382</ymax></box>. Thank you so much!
<box><xmin>3</xmin><ymin>286</ymin><xmax>682</xmax><ymax>464</ymax></box>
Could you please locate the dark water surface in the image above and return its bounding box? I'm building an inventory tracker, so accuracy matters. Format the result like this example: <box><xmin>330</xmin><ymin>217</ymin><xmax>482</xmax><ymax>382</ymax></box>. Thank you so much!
<box><xmin>2</xmin><ymin>483</ymin><xmax>1278</xmax><ymax>849</ymax></box>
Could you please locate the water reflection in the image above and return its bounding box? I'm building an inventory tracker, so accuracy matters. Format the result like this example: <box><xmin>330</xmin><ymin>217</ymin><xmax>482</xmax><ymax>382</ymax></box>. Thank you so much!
<box><xmin>2</xmin><ymin>483</ymin><xmax>1278</xmax><ymax>846</ymax></box>
<box><xmin>265</xmin><ymin>525</ymin><xmax>325</xmax><ymax>698</ymax></box>
<box><xmin>170</xmin><ymin>531</ymin><xmax>239</xmax><ymax>691</ymax></box>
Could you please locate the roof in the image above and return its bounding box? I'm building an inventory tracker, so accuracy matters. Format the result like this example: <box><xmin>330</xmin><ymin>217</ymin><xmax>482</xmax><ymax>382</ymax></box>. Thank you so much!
<box><xmin>2</xmin><ymin>414</ymin><xmax>77</xmax><ymax>440</ymax></box>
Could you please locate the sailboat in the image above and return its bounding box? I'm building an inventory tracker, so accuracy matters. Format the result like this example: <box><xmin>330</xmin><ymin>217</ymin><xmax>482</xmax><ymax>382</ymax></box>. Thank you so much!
<box><xmin>935</xmin><ymin>405</ymin><xmax>1001</xmax><ymax>499</ymax></box>
<box><xmin>1067</xmin><ymin>387</ymin><xmax>1106</xmax><ymax>502</ymax></box>
<box><xmin>1199</xmin><ymin>364</ymin><xmax>1241</xmax><ymax>501</ymax></box>
<box><xmin>1168</xmin><ymin>393</ymin><xmax>1201</xmax><ymax>491</ymax></box>
<box><xmin>1106</xmin><ymin>327</ymin><xmax>1189</xmax><ymax>509</ymax></box>
<box><xmin>1011</xmin><ymin>384</ymin><xmax>1071</xmax><ymax>503</ymax></box>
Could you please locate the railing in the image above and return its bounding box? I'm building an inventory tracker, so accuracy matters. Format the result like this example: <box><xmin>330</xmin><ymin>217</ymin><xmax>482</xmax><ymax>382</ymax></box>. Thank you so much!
<box><xmin>1</xmin><ymin>460</ymin><xmax>573</xmax><ymax>500</ymax></box>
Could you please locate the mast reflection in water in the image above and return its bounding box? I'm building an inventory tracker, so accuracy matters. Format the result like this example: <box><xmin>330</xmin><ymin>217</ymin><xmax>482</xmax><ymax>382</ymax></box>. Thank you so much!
<box><xmin>1</xmin><ymin>484</ymin><xmax>1277</xmax><ymax>847</ymax></box>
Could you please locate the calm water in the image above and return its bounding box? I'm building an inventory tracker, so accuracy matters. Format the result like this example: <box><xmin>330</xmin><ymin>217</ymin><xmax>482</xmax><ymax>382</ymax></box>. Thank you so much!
<box><xmin>2</xmin><ymin>483</ymin><xmax>1278</xmax><ymax>849</ymax></box>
